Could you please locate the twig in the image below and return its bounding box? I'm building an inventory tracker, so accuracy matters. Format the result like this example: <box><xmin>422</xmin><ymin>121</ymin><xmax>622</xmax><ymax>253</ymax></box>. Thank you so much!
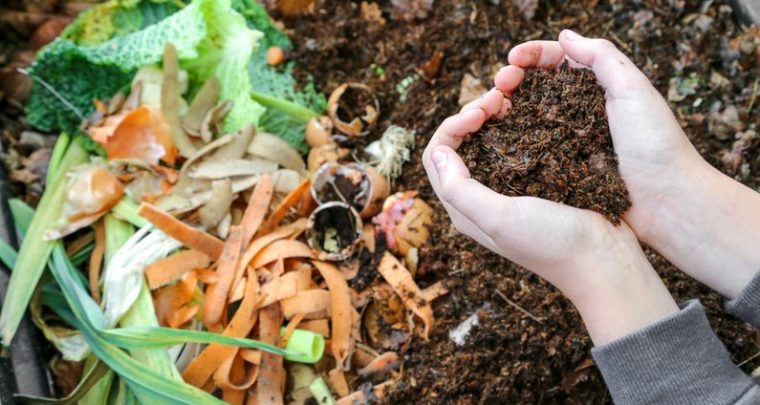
<box><xmin>738</xmin><ymin>349</ymin><xmax>760</xmax><ymax>367</ymax></box>
<box><xmin>495</xmin><ymin>290</ymin><xmax>544</xmax><ymax>324</ymax></box>
<box><xmin>17</xmin><ymin>68</ymin><xmax>85</xmax><ymax>120</ymax></box>
<box><xmin>747</xmin><ymin>79</ymin><xmax>759</xmax><ymax>116</ymax></box>
<box><xmin>608</xmin><ymin>31</ymin><xmax>632</xmax><ymax>54</ymax></box>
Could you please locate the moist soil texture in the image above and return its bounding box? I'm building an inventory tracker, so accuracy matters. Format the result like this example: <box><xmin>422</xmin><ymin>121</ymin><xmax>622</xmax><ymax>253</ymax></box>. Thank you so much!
<box><xmin>281</xmin><ymin>1</ymin><xmax>760</xmax><ymax>403</ymax></box>
<box><xmin>459</xmin><ymin>63</ymin><xmax>631</xmax><ymax>224</ymax></box>
<box><xmin>2</xmin><ymin>0</ymin><xmax>759</xmax><ymax>404</ymax></box>
<box><xmin>311</xmin><ymin>204</ymin><xmax>359</xmax><ymax>253</ymax></box>
<box><xmin>315</xmin><ymin>169</ymin><xmax>369</xmax><ymax>210</ymax></box>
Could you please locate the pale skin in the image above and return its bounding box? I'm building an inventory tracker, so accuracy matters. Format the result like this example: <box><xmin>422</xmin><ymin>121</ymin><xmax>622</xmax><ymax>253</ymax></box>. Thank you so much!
<box><xmin>423</xmin><ymin>29</ymin><xmax>760</xmax><ymax>346</ymax></box>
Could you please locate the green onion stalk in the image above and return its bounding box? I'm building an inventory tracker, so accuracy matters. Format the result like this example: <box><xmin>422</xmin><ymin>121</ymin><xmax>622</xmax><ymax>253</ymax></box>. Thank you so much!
<box><xmin>0</xmin><ymin>136</ymin><xmax>89</xmax><ymax>345</ymax></box>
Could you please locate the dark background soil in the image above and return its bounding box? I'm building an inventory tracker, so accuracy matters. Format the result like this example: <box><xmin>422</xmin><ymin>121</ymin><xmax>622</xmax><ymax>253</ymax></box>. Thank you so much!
<box><xmin>282</xmin><ymin>1</ymin><xmax>760</xmax><ymax>404</ymax></box>
<box><xmin>459</xmin><ymin>63</ymin><xmax>631</xmax><ymax>224</ymax></box>
<box><xmin>1</xmin><ymin>0</ymin><xmax>759</xmax><ymax>404</ymax></box>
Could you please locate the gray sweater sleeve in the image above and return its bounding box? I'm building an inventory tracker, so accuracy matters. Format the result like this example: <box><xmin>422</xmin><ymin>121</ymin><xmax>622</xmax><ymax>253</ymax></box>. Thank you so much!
<box><xmin>591</xmin><ymin>271</ymin><xmax>760</xmax><ymax>405</ymax></box>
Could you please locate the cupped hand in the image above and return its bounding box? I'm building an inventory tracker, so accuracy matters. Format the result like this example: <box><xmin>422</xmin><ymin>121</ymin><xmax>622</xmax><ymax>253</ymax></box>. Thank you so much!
<box><xmin>422</xmin><ymin>87</ymin><xmax>678</xmax><ymax>344</ymax></box>
<box><xmin>500</xmin><ymin>30</ymin><xmax>760</xmax><ymax>298</ymax></box>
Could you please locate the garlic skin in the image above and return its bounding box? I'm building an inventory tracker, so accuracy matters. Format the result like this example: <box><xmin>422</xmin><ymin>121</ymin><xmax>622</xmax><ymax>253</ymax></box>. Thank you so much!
<box><xmin>364</xmin><ymin>125</ymin><xmax>415</xmax><ymax>180</ymax></box>
<box><xmin>305</xmin><ymin>116</ymin><xmax>335</xmax><ymax>148</ymax></box>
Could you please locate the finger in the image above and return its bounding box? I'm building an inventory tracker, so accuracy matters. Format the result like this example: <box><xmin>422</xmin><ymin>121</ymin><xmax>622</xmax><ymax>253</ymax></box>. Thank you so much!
<box><xmin>426</xmin><ymin>145</ymin><xmax>513</xmax><ymax>239</ymax></box>
<box><xmin>495</xmin><ymin>98</ymin><xmax>512</xmax><ymax>119</ymax></box>
<box><xmin>558</xmin><ymin>29</ymin><xmax>652</xmax><ymax>98</ymax></box>
<box><xmin>507</xmin><ymin>40</ymin><xmax>566</xmax><ymax>68</ymax></box>
<box><xmin>426</xmin><ymin>108</ymin><xmax>488</xmax><ymax>151</ymax></box>
<box><xmin>460</xmin><ymin>88</ymin><xmax>505</xmax><ymax>117</ymax></box>
<box><xmin>494</xmin><ymin>65</ymin><xmax>524</xmax><ymax>96</ymax></box>
<box><xmin>439</xmin><ymin>199</ymin><xmax>501</xmax><ymax>253</ymax></box>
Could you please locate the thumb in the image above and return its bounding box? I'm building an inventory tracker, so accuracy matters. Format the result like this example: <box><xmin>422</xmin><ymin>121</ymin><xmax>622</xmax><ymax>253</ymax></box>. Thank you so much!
<box><xmin>429</xmin><ymin>146</ymin><xmax>512</xmax><ymax>236</ymax></box>
<box><xmin>558</xmin><ymin>29</ymin><xmax>652</xmax><ymax>98</ymax></box>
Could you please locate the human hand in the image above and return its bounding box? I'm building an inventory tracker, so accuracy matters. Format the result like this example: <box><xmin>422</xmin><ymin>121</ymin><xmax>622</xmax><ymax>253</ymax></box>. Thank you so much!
<box><xmin>499</xmin><ymin>30</ymin><xmax>760</xmax><ymax>299</ymax></box>
<box><xmin>422</xmin><ymin>88</ymin><xmax>678</xmax><ymax>345</ymax></box>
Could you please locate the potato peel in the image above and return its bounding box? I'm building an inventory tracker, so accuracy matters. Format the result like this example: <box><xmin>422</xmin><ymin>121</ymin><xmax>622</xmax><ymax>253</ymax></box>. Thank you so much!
<box><xmin>377</xmin><ymin>252</ymin><xmax>434</xmax><ymax>339</ymax></box>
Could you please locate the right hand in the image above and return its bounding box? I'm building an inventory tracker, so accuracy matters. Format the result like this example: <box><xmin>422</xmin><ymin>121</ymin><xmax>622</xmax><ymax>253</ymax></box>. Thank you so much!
<box><xmin>498</xmin><ymin>30</ymin><xmax>760</xmax><ymax>298</ymax></box>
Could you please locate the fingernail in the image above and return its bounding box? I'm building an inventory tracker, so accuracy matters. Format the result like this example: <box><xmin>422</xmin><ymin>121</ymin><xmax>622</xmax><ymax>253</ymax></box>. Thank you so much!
<box><xmin>564</xmin><ymin>30</ymin><xmax>582</xmax><ymax>41</ymax></box>
<box><xmin>432</xmin><ymin>150</ymin><xmax>448</xmax><ymax>174</ymax></box>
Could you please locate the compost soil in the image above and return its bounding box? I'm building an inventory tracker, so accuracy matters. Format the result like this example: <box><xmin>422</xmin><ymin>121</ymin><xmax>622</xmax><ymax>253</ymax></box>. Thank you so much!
<box><xmin>459</xmin><ymin>63</ymin><xmax>631</xmax><ymax>224</ymax></box>
<box><xmin>281</xmin><ymin>0</ymin><xmax>760</xmax><ymax>403</ymax></box>
<box><xmin>2</xmin><ymin>0</ymin><xmax>759</xmax><ymax>403</ymax></box>
<box><xmin>314</xmin><ymin>170</ymin><xmax>368</xmax><ymax>210</ymax></box>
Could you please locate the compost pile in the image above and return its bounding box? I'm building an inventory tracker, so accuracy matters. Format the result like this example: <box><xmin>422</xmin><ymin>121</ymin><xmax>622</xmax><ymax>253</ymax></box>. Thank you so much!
<box><xmin>0</xmin><ymin>1</ymin><xmax>439</xmax><ymax>404</ymax></box>
<box><xmin>459</xmin><ymin>63</ymin><xmax>631</xmax><ymax>223</ymax></box>
<box><xmin>2</xmin><ymin>0</ymin><xmax>760</xmax><ymax>404</ymax></box>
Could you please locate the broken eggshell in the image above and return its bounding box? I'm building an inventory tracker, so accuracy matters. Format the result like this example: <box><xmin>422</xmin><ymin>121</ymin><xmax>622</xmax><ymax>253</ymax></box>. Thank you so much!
<box><xmin>311</xmin><ymin>163</ymin><xmax>368</xmax><ymax>210</ymax></box>
<box><xmin>372</xmin><ymin>191</ymin><xmax>433</xmax><ymax>255</ymax></box>
<box><xmin>310</xmin><ymin>163</ymin><xmax>387</xmax><ymax>218</ymax></box>
<box><xmin>306</xmin><ymin>143</ymin><xmax>350</xmax><ymax>172</ymax></box>
<box><xmin>305</xmin><ymin>116</ymin><xmax>335</xmax><ymax>148</ymax></box>
<box><xmin>306</xmin><ymin>201</ymin><xmax>363</xmax><ymax>261</ymax></box>
<box><xmin>362</xmin><ymin>165</ymin><xmax>390</xmax><ymax>218</ymax></box>
<box><xmin>327</xmin><ymin>83</ymin><xmax>379</xmax><ymax>136</ymax></box>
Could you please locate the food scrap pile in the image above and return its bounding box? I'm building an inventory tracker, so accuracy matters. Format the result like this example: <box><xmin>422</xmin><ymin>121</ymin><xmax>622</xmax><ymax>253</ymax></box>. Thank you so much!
<box><xmin>0</xmin><ymin>1</ymin><xmax>439</xmax><ymax>403</ymax></box>
<box><xmin>459</xmin><ymin>63</ymin><xmax>631</xmax><ymax>223</ymax></box>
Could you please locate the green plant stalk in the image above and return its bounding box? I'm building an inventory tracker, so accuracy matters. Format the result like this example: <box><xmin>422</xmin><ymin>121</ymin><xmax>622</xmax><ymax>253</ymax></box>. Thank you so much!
<box><xmin>105</xmin><ymin>214</ymin><xmax>182</xmax><ymax>380</ymax></box>
<box><xmin>109</xmin><ymin>378</ymin><xmax>137</xmax><ymax>405</ymax></box>
<box><xmin>111</xmin><ymin>197</ymin><xmax>149</xmax><ymax>229</ymax></box>
<box><xmin>48</xmin><ymin>243</ymin><xmax>227</xmax><ymax>404</ymax></box>
<box><xmin>102</xmin><ymin>327</ymin><xmax>292</xmax><ymax>355</ymax></box>
<box><xmin>78</xmin><ymin>357</ymin><xmax>114</xmax><ymax>405</ymax></box>
<box><xmin>0</xmin><ymin>239</ymin><xmax>17</xmax><ymax>270</ymax></box>
<box><xmin>250</xmin><ymin>90</ymin><xmax>318</xmax><ymax>123</ymax></box>
<box><xmin>46</xmin><ymin>132</ymin><xmax>71</xmax><ymax>185</ymax></box>
<box><xmin>69</xmin><ymin>243</ymin><xmax>94</xmax><ymax>268</ymax></box>
<box><xmin>280</xmin><ymin>327</ymin><xmax>324</xmax><ymax>364</ymax></box>
<box><xmin>9</xmin><ymin>198</ymin><xmax>35</xmax><ymax>236</ymax></box>
<box><xmin>309</xmin><ymin>377</ymin><xmax>336</xmax><ymax>405</ymax></box>
<box><xmin>0</xmin><ymin>140</ymin><xmax>88</xmax><ymax>344</ymax></box>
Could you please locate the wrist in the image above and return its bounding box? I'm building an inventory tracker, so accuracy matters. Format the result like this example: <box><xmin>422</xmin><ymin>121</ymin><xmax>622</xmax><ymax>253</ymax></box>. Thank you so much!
<box><xmin>560</xmin><ymin>228</ymin><xmax>679</xmax><ymax>346</ymax></box>
<box><xmin>644</xmin><ymin>158</ymin><xmax>760</xmax><ymax>298</ymax></box>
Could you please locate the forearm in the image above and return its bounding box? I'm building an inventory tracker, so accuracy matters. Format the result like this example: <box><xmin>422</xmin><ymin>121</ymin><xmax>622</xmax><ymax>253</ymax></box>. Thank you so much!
<box><xmin>645</xmin><ymin>158</ymin><xmax>760</xmax><ymax>298</ymax></box>
<box><xmin>564</xmin><ymin>247</ymin><xmax>679</xmax><ymax>346</ymax></box>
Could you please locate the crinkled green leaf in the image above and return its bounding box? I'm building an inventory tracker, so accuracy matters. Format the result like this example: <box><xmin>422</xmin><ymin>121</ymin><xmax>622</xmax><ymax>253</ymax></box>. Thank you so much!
<box><xmin>79</xmin><ymin>1</ymin><xmax>207</xmax><ymax>69</ymax></box>
<box><xmin>183</xmin><ymin>0</ymin><xmax>265</xmax><ymax>134</ymax></box>
<box><xmin>25</xmin><ymin>39</ymin><xmax>133</xmax><ymax>133</ymax></box>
